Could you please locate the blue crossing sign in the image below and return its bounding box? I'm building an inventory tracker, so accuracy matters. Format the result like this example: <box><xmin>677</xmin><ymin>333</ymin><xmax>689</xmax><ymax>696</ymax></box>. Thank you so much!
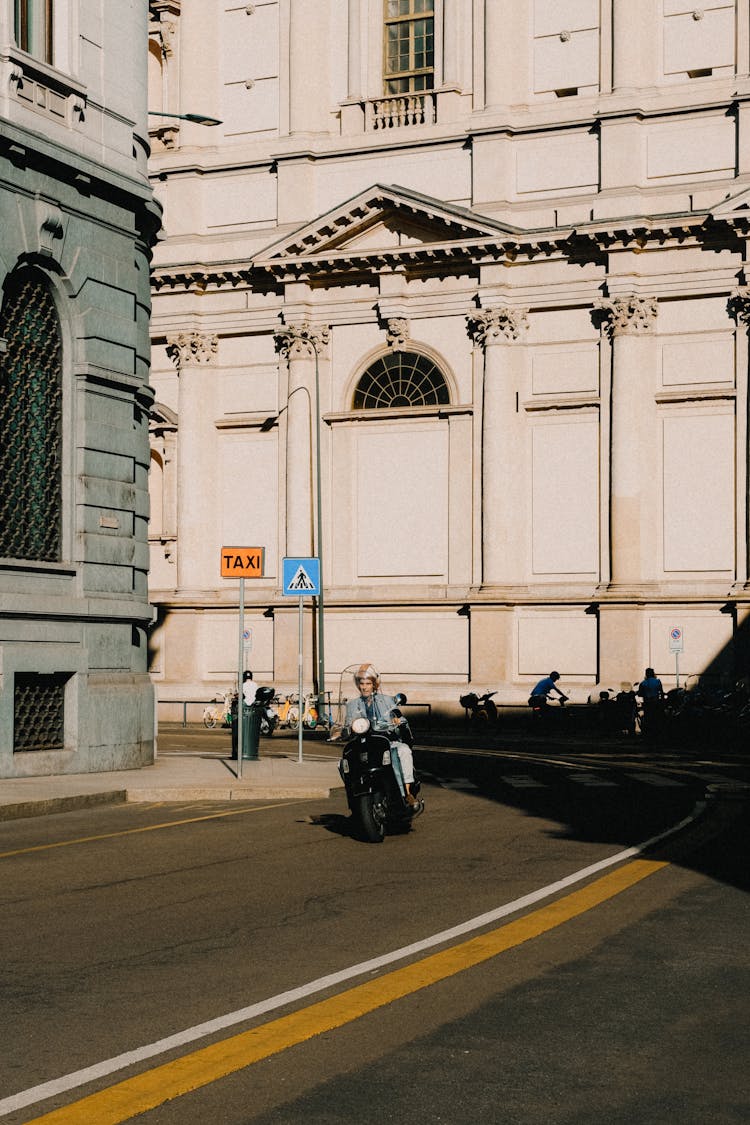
<box><xmin>282</xmin><ymin>557</ymin><xmax>321</xmax><ymax>597</ymax></box>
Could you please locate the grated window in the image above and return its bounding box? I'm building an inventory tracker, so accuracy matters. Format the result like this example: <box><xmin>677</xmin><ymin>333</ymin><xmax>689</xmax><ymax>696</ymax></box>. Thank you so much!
<box><xmin>14</xmin><ymin>673</ymin><xmax>66</xmax><ymax>752</ymax></box>
<box><xmin>0</xmin><ymin>270</ymin><xmax>63</xmax><ymax>562</ymax></box>
<box><xmin>353</xmin><ymin>351</ymin><xmax>449</xmax><ymax>409</ymax></box>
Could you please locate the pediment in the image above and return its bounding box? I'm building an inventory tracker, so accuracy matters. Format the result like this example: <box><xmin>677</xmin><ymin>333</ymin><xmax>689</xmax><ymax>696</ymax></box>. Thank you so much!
<box><xmin>710</xmin><ymin>186</ymin><xmax>750</xmax><ymax>220</ymax></box>
<box><xmin>254</xmin><ymin>184</ymin><xmax>521</xmax><ymax>267</ymax></box>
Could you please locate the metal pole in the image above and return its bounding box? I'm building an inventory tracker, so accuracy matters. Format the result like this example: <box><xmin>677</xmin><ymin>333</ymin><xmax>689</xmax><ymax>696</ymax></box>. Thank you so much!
<box><xmin>675</xmin><ymin>651</ymin><xmax>680</xmax><ymax>690</ymax></box>
<box><xmin>298</xmin><ymin>596</ymin><xmax>304</xmax><ymax>764</ymax></box>
<box><xmin>314</xmin><ymin>346</ymin><xmax>326</xmax><ymax>725</ymax></box>
<box><xmin>237</xmin><ymin>577</ymin><xmax>245</xmax><ymax>778</ymax></box>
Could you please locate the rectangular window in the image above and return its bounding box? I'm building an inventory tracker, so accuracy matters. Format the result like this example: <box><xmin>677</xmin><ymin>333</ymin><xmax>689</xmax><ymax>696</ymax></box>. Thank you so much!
<box><xmin>14</xmin><ymin>0</ymin><xmax>53</xmax><ymax>64</ymax></box>
<box><xmin>384</xmin><ymin>0</ymin><xmax>434</xmax><ymax>94</ymax></box>
<box><xmin>14</xmin><ymin>673</ymin><xmax>66</xmax><ymax>752</ymax></box>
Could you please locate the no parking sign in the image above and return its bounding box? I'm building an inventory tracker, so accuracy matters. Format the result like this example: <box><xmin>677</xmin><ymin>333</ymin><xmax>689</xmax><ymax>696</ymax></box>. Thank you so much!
<box><xmin>668</xmin><ymin>626</ymin><xmax>684</xmax><ymax>654</ymax></box>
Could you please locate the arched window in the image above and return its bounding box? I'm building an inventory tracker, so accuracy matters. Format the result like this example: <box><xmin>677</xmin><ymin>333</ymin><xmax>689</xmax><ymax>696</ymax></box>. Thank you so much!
<box><xmin>0</xmin><ymin>269</ymin><xmax>63</xmax><ymax>561</ymax></box>
<box><xmin>353</xmin><ymin>351</ymin><xmax>449</xmax><ymax>409</ymax></box>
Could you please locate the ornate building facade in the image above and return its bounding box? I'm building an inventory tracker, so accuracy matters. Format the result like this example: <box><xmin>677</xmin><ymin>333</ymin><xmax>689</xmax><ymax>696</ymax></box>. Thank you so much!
<box><xmin>0</xmin><ymin>1</ymin><xmax>158</xmax><ymax>775</ymax></box>
<box><xmin>148</xmin><ymin>1</ymin><xmax>750</xmax><ymax>715</ymax></box>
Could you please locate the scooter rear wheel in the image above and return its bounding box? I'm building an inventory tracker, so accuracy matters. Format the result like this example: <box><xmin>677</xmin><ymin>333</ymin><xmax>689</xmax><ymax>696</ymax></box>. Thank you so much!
<box><xmin>355</xmin><ymin>794</ymin><xmax>385</xmax><ymax>843</ymax></box>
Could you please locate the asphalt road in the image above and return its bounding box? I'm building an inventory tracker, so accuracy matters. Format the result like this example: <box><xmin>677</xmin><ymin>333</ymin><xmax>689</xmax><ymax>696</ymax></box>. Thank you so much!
<box><xmin>1</xmin><ymin>747</ymin><xmax>747</xmax><ymax>1125</ymax></box>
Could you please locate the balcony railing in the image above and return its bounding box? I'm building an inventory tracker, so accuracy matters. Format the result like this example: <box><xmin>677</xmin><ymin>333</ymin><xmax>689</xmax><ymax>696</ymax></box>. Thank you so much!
<box><xmin>365</xmin><ymin>91</ymin><xmax>437</xmax><ymax>131</ymax></box>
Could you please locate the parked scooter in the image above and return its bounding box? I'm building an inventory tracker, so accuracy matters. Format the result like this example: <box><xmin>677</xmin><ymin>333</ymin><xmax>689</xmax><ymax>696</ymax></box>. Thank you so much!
<box><xmin>459</xmin><ymin>690</ymin><xmax>498</xmax><ymax>724</ymax></box>
<box><xmin>339</xmin><ymin>693</ymin><xmax>424</xmax><ymax>843</ymax></box>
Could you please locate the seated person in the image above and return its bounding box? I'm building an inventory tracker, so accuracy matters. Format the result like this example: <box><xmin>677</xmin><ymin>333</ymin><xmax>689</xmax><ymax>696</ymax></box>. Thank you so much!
<box><xmin>345</xmin><ymin>663</ymin><xmax>418</xmax><ymax>807</ymax></box>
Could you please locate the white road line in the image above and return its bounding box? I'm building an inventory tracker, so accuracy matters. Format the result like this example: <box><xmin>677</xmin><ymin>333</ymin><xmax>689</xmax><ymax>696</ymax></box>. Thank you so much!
<box><xmin>627</xmin><ymin>773</ymin><xmax>685</xmax><ymax>788</ymax></box>
<box><xmin>500</xmin><ymin>774</ymin><xmax>547</xmax><ymax>789</ymax></box>
<box><xmin>0</xmin><ymin>805</ymin><xmax>704</xmax><ymax>1119</ymax></box>
<box><xmin>566</xmin><ymin>772</ymin><xmax>619</xmax><ymax>788</ymax></box>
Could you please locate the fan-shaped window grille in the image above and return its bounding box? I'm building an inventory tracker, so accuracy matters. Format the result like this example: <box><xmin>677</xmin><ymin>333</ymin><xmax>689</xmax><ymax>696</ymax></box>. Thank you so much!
<box><xmin>0</xmin><ymin>269</ymin><xmax>63</xmax><ymax>561</ymax></box>
<box><xmin>353</xmin><ymin>351</ymin><xmax>449</xmax><ymax>409</ymax></box>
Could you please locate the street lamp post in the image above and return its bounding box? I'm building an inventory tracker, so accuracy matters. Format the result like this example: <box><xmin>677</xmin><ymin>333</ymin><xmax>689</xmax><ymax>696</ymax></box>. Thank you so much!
<box><xmin>147</xmin><ymin>111</ymin><xmax>222</xmax><ymax>126</ymax></box>
<box><xmin>313</xmin><ymin>345</ymin><xmax>326</xmax><ymax>728</ymax></box>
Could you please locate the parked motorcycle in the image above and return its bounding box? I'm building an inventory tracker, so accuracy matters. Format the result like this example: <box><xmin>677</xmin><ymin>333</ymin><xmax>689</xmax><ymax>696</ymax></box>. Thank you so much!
<box><xmin>339</xmin><ymin>693</ymin><xmax>424</xmax><ymax>843</ymax></box>
<box><xmin>459</xmin><ymin>690</ymin><xmax>498</xmax><ymax>724</ymax></box>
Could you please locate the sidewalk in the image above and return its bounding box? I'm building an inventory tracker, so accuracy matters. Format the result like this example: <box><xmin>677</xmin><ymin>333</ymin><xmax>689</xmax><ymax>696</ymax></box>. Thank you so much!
<box><xmin>0</xmin><ymin>737</ymin><xmax>344</xmax><ymax>823</ymax></box>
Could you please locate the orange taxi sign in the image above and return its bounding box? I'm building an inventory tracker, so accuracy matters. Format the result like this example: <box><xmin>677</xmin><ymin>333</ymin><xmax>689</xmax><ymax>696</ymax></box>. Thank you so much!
<box><xmin>220</xmin><ymin>546</ymin><xmax>265</xmax><ymax>578</ymax></box>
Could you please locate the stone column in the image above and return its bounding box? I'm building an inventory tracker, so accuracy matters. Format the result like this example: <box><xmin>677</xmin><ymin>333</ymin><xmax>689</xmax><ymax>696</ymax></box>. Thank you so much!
<box><xmin>728</xmin><ymin>290</ymin><xmax>750</xmax><ymax>589</ymax></box>
<box><xmin>289</xmin><ymin>0</ymin><xmax>329</xmax><ymax>134</ymax></box>
<box><xmin>468</xmin><ymin>306</ymin><xmax>529</xmax><ymax>587</ymax></box>
<box><xmin>442</xmin><ymin>0</ymin><xmax>461</xmax><ymax>87</ymax></box>
<box><xmin>612</xmin><ymin>0</ymin><xmax>658</xmax><ymax>91</ymax></box>
<box><xmin>347</xmin><ymin>0</ymin><xmax>362</xmax><ymax>98</ymax></box>
<box><xmin>167</xmin><ymin>331</ymin><xmax>218</xmax><ymax>591</ymax></box>
<box><xmin>275</xmin><ymin>322</ymin><xmax>329</xmax><ymax>558</ymax></box>
<box><xmin>596</xmin><ymin>295</ymin><xmax>658</xmax><ymax>591</ymax></box>
<box><xmin>484</xmin><ymin>0</ymin><xmax>512</xmax><ymax>107</ymax></box>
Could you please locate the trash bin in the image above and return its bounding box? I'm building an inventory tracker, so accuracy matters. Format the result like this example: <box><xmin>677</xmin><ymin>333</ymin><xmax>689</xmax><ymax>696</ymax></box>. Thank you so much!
<box><xmin>242</xmin><ymin>702</ymin><xmax>261</xmax><ymax>761</ymax></box>
<box><xmin>230</xmin><ymin>693</ymin><xmax>239</xmax><ymax>759</ymax></box>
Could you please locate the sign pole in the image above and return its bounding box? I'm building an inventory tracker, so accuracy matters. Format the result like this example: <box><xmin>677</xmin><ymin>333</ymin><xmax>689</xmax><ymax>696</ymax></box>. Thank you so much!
<box><xmin>298</xmin><ymin>596</ymin><xmax>304</xmax><ymax>765</ymax></box>
<box><xmin>675</xmin><ymin>650</ymin><xmax>680</xmax><ymax>689</ymax></box>
<box><xmin>281</xmin><ymin>557</ymin><xmax>321</xmax><ymax>766</ymax></box>
<box><xmin>237</xmin><ymin>576</ymin><xmax>245</xmax><ymax>778</ymax></box>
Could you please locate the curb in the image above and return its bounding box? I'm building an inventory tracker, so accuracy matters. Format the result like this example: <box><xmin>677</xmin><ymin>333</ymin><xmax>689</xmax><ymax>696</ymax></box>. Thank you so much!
<box><xmin>125</xmin><ymin>786</ymin><xmax>338</xmax><ymax>803</ymax></box>
<box><xmin>0</xmin><ymin>790</ymin><xmax>127</xmax><ymax>823</ymax></box>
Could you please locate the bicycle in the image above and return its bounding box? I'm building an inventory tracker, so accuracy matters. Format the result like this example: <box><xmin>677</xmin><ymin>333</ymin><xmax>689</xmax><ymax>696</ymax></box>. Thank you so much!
<box><xmin>203</xmin><ymin>690</ymin><xmax>235</xmax><ymax>729</ymax></box>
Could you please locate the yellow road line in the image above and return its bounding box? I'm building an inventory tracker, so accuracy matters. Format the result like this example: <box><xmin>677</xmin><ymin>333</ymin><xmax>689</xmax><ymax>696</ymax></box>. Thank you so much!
<box><xmin>0</xmin><ymin>802</ymin><xmax>304</xmax><ymax>861</ymax></box>
<box><xmin>22</xmin><ymin>857</ymin><xmax>667</xmax><ymax>1125</ymax></box>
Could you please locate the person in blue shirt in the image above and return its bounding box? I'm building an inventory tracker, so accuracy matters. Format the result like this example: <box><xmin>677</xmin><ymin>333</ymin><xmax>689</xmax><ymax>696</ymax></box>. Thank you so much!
<box><xmin>529</xmin><ymin>671</ymin><xmax>568</xmax><ymax>716</ymax></box>
<box><xmin>637</xmin><ymin>667</ymin><xmax>664</xmax><ymax>739</ymax></box>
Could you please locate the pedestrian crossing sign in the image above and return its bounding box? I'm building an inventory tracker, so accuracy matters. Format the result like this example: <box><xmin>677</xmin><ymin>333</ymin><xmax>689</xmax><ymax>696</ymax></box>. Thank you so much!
<box><xmin>282</xmin><ymin>557</ymin><xmax>321</xmax><ymax>597</ymax></box>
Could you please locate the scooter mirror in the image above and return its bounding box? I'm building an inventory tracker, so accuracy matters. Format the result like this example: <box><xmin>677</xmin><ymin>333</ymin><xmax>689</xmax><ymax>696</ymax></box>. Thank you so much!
<box><xmin>393</xmin><ymin>692</ymin><xmax>407</xmax><ymax>706</ymax></box>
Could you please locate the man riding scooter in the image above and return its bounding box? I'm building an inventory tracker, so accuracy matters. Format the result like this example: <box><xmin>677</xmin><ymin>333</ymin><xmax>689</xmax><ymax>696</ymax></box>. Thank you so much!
<box><xmin>345</xmin><ymin>663</ymin><xmax>419</xmax><ymax>807</ymax></box>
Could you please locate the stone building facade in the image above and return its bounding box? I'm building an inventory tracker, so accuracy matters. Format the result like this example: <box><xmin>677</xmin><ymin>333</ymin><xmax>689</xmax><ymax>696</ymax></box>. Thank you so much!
<box><xmin>0</xmin><ymin>1</ymin><xmax>158</xmax><ymax>775</ymax></box>
<box><xmin>148</xmin><ymin>1</ymin><xmax>750</xmax><ymax>717</ymax></box>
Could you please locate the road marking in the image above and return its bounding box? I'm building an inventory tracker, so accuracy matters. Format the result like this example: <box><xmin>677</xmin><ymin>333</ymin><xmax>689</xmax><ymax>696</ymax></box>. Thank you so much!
<box><xmin>0</xmin><ymin>802</ymin><xmax>306</xmax><ymax>861</ymax></box>
<box><xmin>566</xmin><ymin>772</ymin><xmax>619</xmax><ymax>788</ymax></box>
<box><xmin>626</xmin><ymin>774</ymin><xmax>685</xmax><ymax>788</ymax></box>
<box><xmin>500</xmin><ymin>774</ymin><xmax>547</xmax><ymax>789</ymax></box>
<box><xmin>439</xmin><ymin>778</ymin><xmax>478</xmax><ymax>790</ymax></box>
<box><xmin>3</xmin><ymin>806</ymin><xmax>701</xmax><ymax>1123</ymax></box>
<box><xmin>16</xmin><ymin>860</ymin><xmax>668</xmax><ymax>1125</ymax></box>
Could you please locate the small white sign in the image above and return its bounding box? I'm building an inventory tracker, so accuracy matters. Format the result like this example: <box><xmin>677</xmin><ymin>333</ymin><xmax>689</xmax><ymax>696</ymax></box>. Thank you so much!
<box><xmin>668</xmin><ymin>626</ymin><xmax>684</xmax><ymax>654</ymax></box>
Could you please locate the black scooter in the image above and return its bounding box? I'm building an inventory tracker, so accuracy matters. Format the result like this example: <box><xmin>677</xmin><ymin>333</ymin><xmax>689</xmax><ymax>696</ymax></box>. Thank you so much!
<box><xmin>339</xmin><ymin>693</ymin><xmax>424</xmax><ymax>843</ymax></box>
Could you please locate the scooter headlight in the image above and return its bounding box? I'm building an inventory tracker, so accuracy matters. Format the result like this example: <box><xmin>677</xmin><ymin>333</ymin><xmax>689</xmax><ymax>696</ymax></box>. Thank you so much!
<box><xmin>381</xmin><ymin>748</ymin><xmax>391</xmax><ymax>766</ymax></box>
<box><xmin>351</xmin><ymin>717</ymin><xmax>370</xmax><ymax>735</ymax></box>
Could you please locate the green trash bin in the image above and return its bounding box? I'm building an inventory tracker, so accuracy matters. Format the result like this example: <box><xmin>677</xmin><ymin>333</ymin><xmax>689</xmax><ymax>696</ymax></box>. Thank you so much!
<box><xmin>241</xmin><ymin>702</ymin><xmax>261</xmax><ymax>761</ymax></box>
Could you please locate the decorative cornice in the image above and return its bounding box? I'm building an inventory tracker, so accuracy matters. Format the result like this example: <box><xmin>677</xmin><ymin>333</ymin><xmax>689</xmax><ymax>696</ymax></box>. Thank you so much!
<box><xmin>594</xmin><ymin>295</ymin><xmax>658</xmax><ymax>337</ymax></box>
<box><xmin>467</xmin><ymin>306</ymin><xmax>529</xmax><ymax>346</ymax></box>
<box><xmin>166</xmin><ymin>331</ymin><xmax>218</xmax><ymax>367</ymax></box>
<box><xmin>274</xmin><ymin>322</ymin><xmax>330</xmax><ymax>359</ymax></box>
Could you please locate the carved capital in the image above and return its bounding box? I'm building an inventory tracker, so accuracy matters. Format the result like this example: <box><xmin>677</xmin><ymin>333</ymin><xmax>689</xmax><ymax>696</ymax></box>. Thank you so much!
<box><xmin>467</xmin><ymin>306</ymin><xmax>529</xmax><ymax>347</ymax></box>
<box><xmin>166</xmin><ymin>331</ymin><xmax>218</xmax><ymax>367</ymax></box>
<box><xmin>274</xmin><ymin>322</ymin><xmax>330</xmax><ymax>359</ymax></box>
<box><xmin>728</xmin><ymin>289</ymin><xmax>750</xmax><ymax>328</ymax></box>
<box><xmin>594</xmin><ymin>295</ymin><xmax>658</xmax><ymax>337</ymax></box>
<box><xmin>386</xmin><ymin>317</ymin><xmax>410</xmax><ymax>351</ymax></box>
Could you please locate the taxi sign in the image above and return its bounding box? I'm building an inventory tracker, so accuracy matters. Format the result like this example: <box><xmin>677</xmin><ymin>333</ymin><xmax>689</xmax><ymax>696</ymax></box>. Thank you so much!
<box><xmin>220</xmin><ymin>546</ymin><xmax>265</xmax><ymax>578</ymax></box>
<box><xmin>282</xmin><ymin>557</ymin><xmax>320</xmax><ymax>596</ymax></box>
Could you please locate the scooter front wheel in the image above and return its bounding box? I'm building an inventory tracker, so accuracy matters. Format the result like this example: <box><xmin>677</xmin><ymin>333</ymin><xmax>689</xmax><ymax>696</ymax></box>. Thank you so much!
<box><xmin>355</xmin><ymin>794</ymin><xmax>385</xmax><ymax>843</ymax></box>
